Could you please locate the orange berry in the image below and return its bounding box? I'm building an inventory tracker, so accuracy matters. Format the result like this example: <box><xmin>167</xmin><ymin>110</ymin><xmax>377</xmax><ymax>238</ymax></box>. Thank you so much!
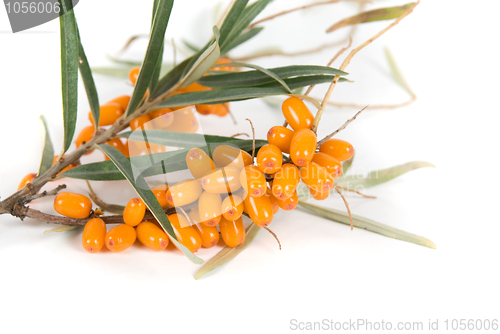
<box><xmin>17</xmin><ymin>173</ymin><xmax>36</xmax><ymax>191</ymax></box>
<box><xmin>164</xmin><ymin>107</ymin><xmax>199</xmax><ymax>133</ymax></box>
<box><xmin>281</xmin><ymin>97</ymin><xmax>314</xmax><ymax>131</ymax></box>
<box><xmin>212</xmin><ymin>145</ymin><xmax>252</xmax><ymax>168</ymax></box>
<box><xmin>107</xmin><ymin>95</ymin><xmax>131</xmax><ymax>111</ymax></box>
<box><xmin>198</xmin><ymin>191</ymin><xmax>222</xmax><ymax>226</ymax></box>
<box><xmin>136</xmin><ymin>221</ymin><xmax>169</xmax><ymax>251</ymax></box>
<box><xmin>166</xmin><ymin>179</ymin><xmax>203</xmax><ymax>207</ymax></box>
<box><xmin>243</xmin><ymin>193</ymin><xmax>274</xmax><ymax>227</ymax></box>
<box><xmin>75</xmin><ymin>125</ymin><xmax>95</xmax><ymax>154</ymax></box>
<box><xmin>214</xmin><ymin>103</ymin><xmax>229</xmax><ymax>117</ymax></box>
<box><xmin>104</xmin><ymin>138</ymin><xmax>128</xmax><ymax>160</ymax></box>
<box><xmin>148</xmin><ymin>108</ymin><xmax>174</xmax><ymax>128</ymax></box>
<box><xmin>123</xmin><ymin>197</ymin><xmax>146</xmax><ymax>227</ymax></box>
<box><xmin>312</xmin><ymin>152</ymin><xmax>343</xmax><ymax>178</ymax></box>
<box><xmin>129</xmin><ymin>66</ymin><xmax>140</xmax><ymax>85</ymax></box>
<box><xmin>299</xmin><ymin>162</ymin><xmax>334</xmax><ymax>193</ymax></box>
<box><xmin>196</xmin><ymin>104</ymin><xmax>217</xmax><ymax>115</ymax></box>
<box><xmin>267</xmin><ymin>126</ymin><xmax>294</xmax><ymax>154</ymax></box>
<box><xmin>168</xmin><ymin>213</ymin><xmax>202</xmax><ymax>253</ymax></box>
<box><xmin>200</xmin><ymin>167</ymin><xmax>241</xmax><ymax>194</ymax></box>
<box><xmin>190</xmin><ymin>209</ymin><xmax>219</xmax><ymax>248</ymax></box>
<box><xmin>239</xmin><ymin>165</ymin><xmax>266</xmax><ymax>197</ymax></box>
<box><xmin>82</xmin><ymin>218</ymin><xmax>107</xmax><ymax>253</ymax></box>
<box><xmin>213</xmin><ymin>58</ymin><xmax>233</xmax><ymax>71</ymax></box>
<box><xmin>89</xmin><ymin>102</ymin><xmax>124</xmax><ymax>126</ymax></box>
<box><xmin>309</xmin><ymin>186</ymin><xmax>330</xmax><ymax>200</ymax></box>
<box><xmin>105</xmin><ymin>224</ymin><xmax>137</xmax><ymax>252</ymax></box>
<box><xmin>256</xmin><ymin>144</ymin><xmax>283</xmax><ymax>174</ymax></box>
<box><xmin>53</xmin><ymin>192</ymin><xmax>92</xmax><ymax>219</ymax></box>
<box><xmin>219</xmin><ymin>216</ymin><xmax>245</xmax><ymax>248</ymax></box>
<box><xmin>221</xmin><ymin>195</ymin><xmax>244</xmax><ymax>221</ymax></box>
<box><xmin>180</xmin><ymin>82</ymin><xmax>210</xmax><ymax>93</ymax></box>
<box><xmin>290</xmin><ymin>128</ymin><xmax>317</xmax><ymax>167</ymax></box>
<box><xmin>275</xmin><ymin>190</ymin><xmax>298</xmax><ymax>211</ymax></box>
<box><xmin>319</xmin><ymin>138</ymin><xmax>354</xmax><ymax>162</ymax></box>
<box><xmin>265</xmin><ymin>188</ymin><xmax>280</xmax><ymax>214</ymax></box>
<box><xmin>129</xmin><ymin>114</ymin><xmax>151</xmax><ymax>131</ymax></box>
<box><xmin>186</xmin><ymin>148</ymin><xmax>215</xmax><ymax>179</ymax></box>
<box><xmin>271</xmin><ymin>164</ymin><xmax>299</xmax><ymax>200</ymax></box>
<box><xmin>151</xmin><ymin>184</ymin><xmax>169</xmax><ymax>208</ymax></box>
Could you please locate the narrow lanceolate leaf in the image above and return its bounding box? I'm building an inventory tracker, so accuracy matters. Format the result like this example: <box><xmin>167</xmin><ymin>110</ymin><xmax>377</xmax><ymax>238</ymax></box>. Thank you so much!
<box><xmin>87</xmin><ymin>181</ymin><xmax>125</xmax><ymax>214</ymax></box>
<box><xmin>43</xmin><ymin>225</ymin><xmax>80</xmax><ymax>234</ymax></box>
<box><xmin>326</xmin><ymin>3</ymin><xmax>416</xmax><ymax>33</ymax></box>
<box><xmin>195</xmin><ymin>224</ymin><xmax>262</xmax><ymax>279</ymax></box>
<box><xmin>58</xmin><ymin>0</ymin><xmax>79</xmax><ymax>153</ymax></box>
<box><xmin>126</xmin><ymin>0</ymin><xmax>174</xmax><ymax>116</ymax></box>
<box><xmin>77</xmin><ymin>33</ymin><xmax>100</xmax><ymax>131</ymax></box>
<box><xmin>221</xmin><ymin>27</ymin><xmax>263</xmax><ymax>54</ymax></box>
<box><xmin>198</xmin><ymin>65</ymin><xmax>348</xmax><ymax>88</ymax></box>
<box><xmin>335</xmin><ymin>161</ymin><xmax>435</xmax><ymax>189</ymax></box>
<box><xmin>218</xmin><ymin>0</ymin><xmax>249</xmax><ymax>46</ymax></box>
<box><xmin>98</xmin><ymin>144</ymin><xmax>203</xmax><ymax>264</ymax></box>
<box><xmin>149</xmin><ymin>0</ymin><xmax>164</xmax><ymax>94</ymax></box>
<box><xmin>298</xmin><ymin>201</ymin><xmax>436</xmax><ymax>249</ymax></box>
<box><xmin>151</xmin><ymin>58</ymin><xmax>191</xmax><ymax>98</ymax></box>
<box><xmin>385</xmin><ymin>48</ymin><xmax>415</xmax><ymax>97</ymax></box>
<box><xmin>221</xmin><ymin>0</ymin><xmax>272</xmax><ymax>51</ymax></box>
<box><xmin>38</xmin><ymin>116</ymin><xmax>54</xmax><ymax>177</ymax></box>
<box><xmin>179</xmin><ymin>27</ymin><xmax>220</xmax><ymax>88</ymax></box>
<box><xmin>183</xmin><ymin>39</ymin><xmax>200</xmax><ymax>53</ymax></box>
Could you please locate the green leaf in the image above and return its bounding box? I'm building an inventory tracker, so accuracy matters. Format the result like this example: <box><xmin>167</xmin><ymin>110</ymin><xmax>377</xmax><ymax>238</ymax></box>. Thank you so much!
<box><xmin>197</xmin><ymin>65</ymin><xmax>348</xmax><ymax>88</ymax></box>
<box><xmin>38</xmin><ymin>115</ymin><xmax>54</xmax><ymax>177</ymax></box>
<box><xmin>218</xmin><ymin>0</ymin><xmax>249</xmax><ymax>47</ymax></box>
<box><xmin>221</xmin><ymin>27</ymin><xmax>263</xmax><ymax>54</ymax></box>
<box><xmin>77</xmin><ymin>32</ymin><xmax>100</xmax><ymax>131</ymax></box>
<box><xmin>183</xmin><ymin>39</ymin><xmax>200</xmax><ymax>53</ymax></box>
<box><xmin>221</xmin><ymin>0</ymin><xmax>272</xmax><ymax>51</ymax></box>
<box><xmin>179</xmin><ymin>26</ymin><xmax>221</xmax><ymax>88</ymax></box>
<box><xmin>126</xmin><ymin>0</ymin><xmax>174</xmax><ymax>116</ymax></box>
<box><xmin>149</xmin><ymin>0</ymin><xmax>164</xmax><ymax>94</ymax></box>
<box><xmin>92</xmin><ymin>66</ymin><xmax>134</xmax><ymax>78</ymax></box>
<box><xmin>98</xmin><ymin>144</ymin><xmax>203</xmax><ymax>264</ymax></box>
<box><xmin>151</xmin><ymin>58</ymin><xmax>191</xmax><ymax>98</ymax></box>
<box><xmin>326</xmin><ymin>3</ymin><xmax>416</xmax><ymax>33</ymax></box>
<box><xmin>58</xmin><ymin>0</ymin><xmax>79</xmax><ymax>154</ymax></box>
<box><xmin>195</xmin><ymin>223</ymin><xmax>261</xmax><ymax>279</ymax></box>
<box><xmin>298</xmin><ymin>201</ymin><xmax>436</xmax><ymax>249</ymax></box>
<box><xmin>335</xmin><ymin>161</ymin><xmax>435</xmax><ymax>189</ymax></box>
<box><xmin>385</xmin><ymin>48</ymin><xmax>415</xmax><ymax>97</ymax></box>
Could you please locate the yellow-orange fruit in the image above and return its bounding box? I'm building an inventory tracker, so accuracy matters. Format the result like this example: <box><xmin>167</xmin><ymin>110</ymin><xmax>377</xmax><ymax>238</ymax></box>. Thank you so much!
<box><xmin>75</xmin><ymin>125</ymin><xmax>95</xmax><ymax>155</ymax></box>
<box><xmin>213</xmin><ymin>58</ymin><xmax>233</xmax><ymax>71</ymax></box>
<box><xmin>164</xmin><ymin>107</ymin><xmax>199</xmax><ymax>133</ymax></box>
<box><xmin>309</xmin><ymin>186</ymin><xmax>330</xmax><ymax>200</ymax></box>
<box><xmin>290</xmin><ymin>128</ymin><xmax>317</xmax><ymax>167</ymax></box>
<box><xmin>105</xmin><ymin>224</ymin><xmax>137</xmax><ymax>252</ymax></box>
<box><xmin>312</xmin><ymin>152</ymin><xmax>343</xmax><ymax>179</ymax></box>
<box><xmin>123</xmin><ymin>197</ymin><xmax>146</xmax><ymax>227</ymax></box>
<box><xmin>212</xmin><ymin>145</ymin><xmax>252</xmax><ymax>168</ymax></box>
<box><xmin>17</xmin><ymin>173</ymin><xmax>36</xmax><ymax>191</ymax></box>
<box><xmin>265</xmin><ymin>188</ymin><xmax>280</xmax><ymax>214</ymax></box>
<box><xmin>191</xmin><ymin>210</ymin><xmax>219</xmax><ymax>248</ymax></box>
<box><xmin>180</xmin><ymin>82</ymin><xmax>210</xmax><ymax>93</ymax></box>
<box><xmin>108</xmin><ymin>95</ymin><xmax>131</xmax><ymax>111</ymax></box>
<box><xmin>82</xmin><ymin>218</ymin><xmax>107</xmax><ymax>253</ymax></box>
<box><xmin>54</xmin><ymin>192</ymin><xmax>92</xmax><ymax>219</ymax></box>
<box><xmin>319</xmin><ymin>138</ymin><xmax>354</xmax><ymax>162</ymax></box>
<box><xmin>244</xmin><ymin>193</ymin><xmax>274</xmax><ymax>227</ymax></box>
<box><xmin>271</xmin><ymin>164</ymin><xmax>299</xmax><ymax>200</ymax></box>
<box><xmin>136</xmin><ymin>221</ymin><xmax>169</xmax><ymax>251</ymax></box>
<box><xmin>151</xmin><ymin>184</ymin><xmax>169</xmax><ymax>208</ymax></box>
<box><xmin>196</xmin><ymin>104</ymin><xmax>216</xmax><ymax>115</ymax></box>
<box><xmin>256</xmin><ymin>144</ymin><xmax>283</xmax><ymax>174</ymax></box>
<box><xmin>104</xmin><ymin>138</ymin><xmax>129</xmax><ymax>160</ymax></box>
<box><xmin>275</xmin><ymin>190</ymin><xmax>298</xmax><ymax>211</ymax></box>
<box><xmin>89</xmin><ymin>102</ymin><xmax>124</xmax><ymax>126</ymax></box>
<box><xmin>166</xmin><ymin>179</ymin><xmax>203</xmax><ymax>207</ymax></box>
<box><xmin>219</xmin><ymin>216</ymin><xmax>245</xmax><ymax>248</ymax></box>
<box><xmin>267</xmin><ymin>126</ymin><xmax>294</xmax><ymax>154</ymax></box>
<box><xmin>214</xmin><ymin>103</ymin><xmax>229</xmax><ymax>117</ymax></box>
<box><xmin>281</xmin><ymin>96</ymin><xmax>314</xmax><ymax>131</ymax></box>
<box><xmin>239</xmin><ymin>165</ymin><xmax>266</xmax><ymax>197</ymax></box>
<box><xmin>200</xmin><ymin>167</ymin><xmax>241</xmax><ymax>194</ymax></box>
<box><xmin>299</xmin><ymin>162</ymin><xmax>334</xmax><ymax>193</ymax></box>
<box><xmin>129</xmin><ymin>66</ymin><xmax>140</xmax><ymax>85</ymax></box>
<box><xmin>168</xmin><ymin>213</ymin><xmax>202</xmax><ymax>253</ymax></box>
<box><xmin>148</xmin><ymin>108</ymin><xmax>174</xmax><ymax>128</ymax></box>
<box><xmin>186</xmin><ymin>148</ymin><xmax>215</xmax><ymax>179</ymax></box>
<box><xmin>221</xmin><ymin>195</ymin><xmax>244</xmax><ymax>221</ymax></box>
<box><xmin>198</xmin><ymin>191</ymin><xmax>222</xmax><ymax>226</ymax></box>
<box><xmin>129</xmin><ymin>114</ymin><xmax>151</xmax><ymax>131</ymax></box>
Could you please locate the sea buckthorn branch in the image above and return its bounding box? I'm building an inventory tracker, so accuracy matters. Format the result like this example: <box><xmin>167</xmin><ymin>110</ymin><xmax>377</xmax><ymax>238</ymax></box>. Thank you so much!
<box><xmin>317</xmin><ymin>105</ymin><xmax>367</xmax><ymax>147</ymax></box>
<box><xmin>335</xmin><ymin>185</ymin><xmax>376</xmax><ymax>199</ymax></box>
<box><xmin>311</xmin><ymin>1</ymin><xmax>419</xmax><ymax>133</ymax></box>
<box><xmin>334</xmin><ymin>186</ymin><xmax>353</xmax><ymax>230</ymax></box>
<box><xmin>19</xmin><ymin>185</ymin><xmax>67</xmax><ymax>205</ymax></box>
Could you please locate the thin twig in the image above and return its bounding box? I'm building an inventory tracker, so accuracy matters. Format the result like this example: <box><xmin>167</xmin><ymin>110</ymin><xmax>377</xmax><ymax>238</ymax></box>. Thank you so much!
<box><xmin>230</xmin><ymin>133</ymin><xmax>250</xmax><ymax>138</ymax></box>
<box><xmin>217</xmin><ymin>0</ymin><xmax>237</xmax><ymax>27</ymax></box>
<box><xmin>311</xmin><ymin>1</ymin><xmax>419</xmax><ymax>133</ymax></box>
<box><xmin>334</xmin><ymin>187</ymin><xmax>353</xmax><ymax>230</ymax></box>
<box><xmin>335</xmin><ymin>185</ymin><xmax>376</xmax><ymax>199</ymax></box>
<box><xmin>246</xmin><ymin>118</ymin><xmax>256</xmax><ymax>160</ymax></box>
<box><xmin>86</xmin><ymin>181</ymin><xmax>125</xmax><ymax>214</ymax></box>
<box><xmin>317</xmin><ymin>106</ymin><xmax>367</xmax><ymax>146</ymax></box>
<box><xmin>321</xmin><ymin>96</ymin><xmax>416</xmax><ymax>110</ymax></box>
<box><xmin>223</xmin><ymin>103</ymin><xmax>237</xmax><ymax>124</ymax></box>
<box><xmin>172</xmin><ymin>37</ymin><xmax>177</xmax><ymax>67</ymax></box>
<box><xmin>264</xmin><ymin>226</ymin><xmax>281</xmax><ymax>250</ymax></box>
<box><xmin>20</xmin><ymin>185</ymin><xmax>66</xmax><ymax>204</ymax></box>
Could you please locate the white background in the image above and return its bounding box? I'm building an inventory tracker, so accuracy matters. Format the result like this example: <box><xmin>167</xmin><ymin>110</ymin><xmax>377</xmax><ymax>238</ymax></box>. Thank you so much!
<box><xmin>1</xmin><ymin>0</ymin><xmax>499</xmax><ymax>333</ymax></box>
